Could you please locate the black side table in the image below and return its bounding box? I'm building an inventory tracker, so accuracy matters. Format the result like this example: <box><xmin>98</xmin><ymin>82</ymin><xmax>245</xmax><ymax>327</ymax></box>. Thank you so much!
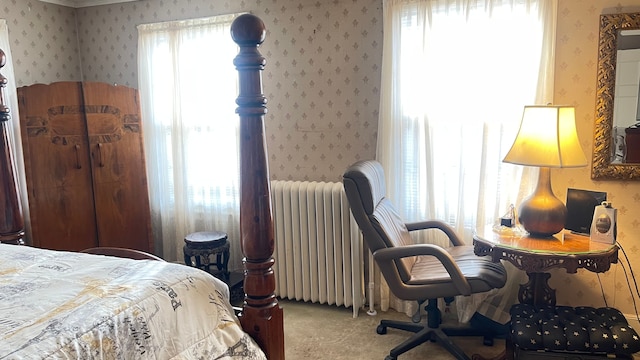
<box><xmin>183</xmin><ymin>231</ymin><xmax>230</xmax><ymax>277</ymax></box>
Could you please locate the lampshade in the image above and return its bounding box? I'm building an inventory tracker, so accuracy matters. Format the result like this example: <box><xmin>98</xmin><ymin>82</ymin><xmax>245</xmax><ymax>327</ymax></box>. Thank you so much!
<box><xmin>503</xmin><ymin>105</ymin><xmax>587</xmax><ymax>238</ymax></box>
<box><xmin>503</xmin><ymin>105</ymin><xmax>587</xmax><ymax>168</ymax></box>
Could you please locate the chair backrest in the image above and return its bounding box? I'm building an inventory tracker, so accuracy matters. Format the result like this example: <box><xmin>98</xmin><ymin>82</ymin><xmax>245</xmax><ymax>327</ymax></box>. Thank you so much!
<box><xmin>343</xmin><ymin>160</ymin><xmax>416</xmax><ymax>282</ymax></box>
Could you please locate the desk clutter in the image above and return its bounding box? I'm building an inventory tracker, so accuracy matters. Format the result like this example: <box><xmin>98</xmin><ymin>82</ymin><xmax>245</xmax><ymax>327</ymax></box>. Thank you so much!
<box><xmin>509</xmin><ymin>304</ymin><xmax>640</xmax><ymax>359</ymax></box>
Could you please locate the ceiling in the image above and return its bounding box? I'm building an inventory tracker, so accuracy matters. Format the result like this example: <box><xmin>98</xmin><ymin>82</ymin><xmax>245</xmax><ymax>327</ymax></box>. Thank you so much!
<box><xmin>38</xmin><ymin>0</ymin><xmax>137</xmax><ymax>8</ymax></box>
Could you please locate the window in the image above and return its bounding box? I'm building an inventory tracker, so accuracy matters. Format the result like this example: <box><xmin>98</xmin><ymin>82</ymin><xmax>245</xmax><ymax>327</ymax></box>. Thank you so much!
<box><xmin>376</xmin><ymin>0</ymin><xmax>557</xmax><ymax>314</ymax></box>
<box><xmin>138</xmin><ymin>13</ymin><xmax>243</xmax><ymax>264</ymax></box>
<box><xmin>378</xmin><ymin>0</ymin><xmax>556</xmax><ymax>241</ymax></box>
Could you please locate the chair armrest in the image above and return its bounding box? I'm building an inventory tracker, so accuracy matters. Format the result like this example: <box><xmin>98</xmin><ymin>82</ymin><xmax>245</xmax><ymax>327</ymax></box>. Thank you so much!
<box><xmin>405</xmin><ymin>220</ymin><xmax>464</xmax><ymax>246</ymax></box>
<box><xmin>373</xmin><ymin>244</ymin><xmax>472</xmax><ymax>295</ymax></box>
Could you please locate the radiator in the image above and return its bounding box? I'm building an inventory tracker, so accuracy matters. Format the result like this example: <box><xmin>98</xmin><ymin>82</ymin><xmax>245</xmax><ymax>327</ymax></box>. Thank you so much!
<box><xmin>270</xmin><ymin>180</ymin><xmax>364</xmax><ymax>317</ymax></box>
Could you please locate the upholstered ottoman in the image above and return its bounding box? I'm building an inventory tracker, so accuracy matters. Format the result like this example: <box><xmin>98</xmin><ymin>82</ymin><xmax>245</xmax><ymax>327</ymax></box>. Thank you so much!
<box><xmin>508</xmin><ymin>304</ymin><xmax>640</xmax><ymax>359</ymax></box>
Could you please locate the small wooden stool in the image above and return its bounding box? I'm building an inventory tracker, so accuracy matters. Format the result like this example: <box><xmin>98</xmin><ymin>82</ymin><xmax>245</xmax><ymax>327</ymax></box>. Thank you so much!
<box><xmin>183</xmin><ymin>231</ymin><xmax>230</xmax><ymax>277</ymax></box>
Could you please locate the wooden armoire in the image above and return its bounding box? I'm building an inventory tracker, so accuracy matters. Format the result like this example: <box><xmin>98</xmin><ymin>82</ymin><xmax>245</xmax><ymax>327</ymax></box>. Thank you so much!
<box><xmin>17</xmin><ymin>81</ymin><xmax>153</xmax><ymax>253</ymax></box>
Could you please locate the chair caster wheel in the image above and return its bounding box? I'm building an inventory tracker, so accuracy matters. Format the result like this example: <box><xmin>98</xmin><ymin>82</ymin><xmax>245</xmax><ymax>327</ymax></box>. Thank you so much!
<box><xmin>384</xmin><ymin>356</ymin><xmax>396</xmax><ymax>360</ymax></box>
<box><xmin>412</xmin><ymin>312</ymin><xmax>421</xmax><ymax>323</ymax></box>
<box><xmin>377</xmin><ymin>324</ymin><xmax>387</xmax><ymax>335</ymax></box>
<box><xmin>483</xmin><ymin>336</ymin><xmax>494</xmax><ymax>346</ymax></box>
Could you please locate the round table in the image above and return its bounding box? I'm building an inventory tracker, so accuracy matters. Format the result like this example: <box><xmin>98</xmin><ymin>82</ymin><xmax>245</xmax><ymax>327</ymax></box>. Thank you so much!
<box><xmin>473</xmin><ymin>225</ymin><xmax>619</xmax><ymax>307</ymax></box>
<box><xmin>183</xmin><ymin>231</ymin><xmax>230</xmax><ymax>277</ymax></box>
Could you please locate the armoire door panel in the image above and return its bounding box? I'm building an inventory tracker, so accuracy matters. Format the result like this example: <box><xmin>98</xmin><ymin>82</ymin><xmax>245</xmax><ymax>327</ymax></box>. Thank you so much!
<box><xmin>29</xmin><ymin>185</ymin><xmax>99</xmax><ymax>251</ymax></box>
<box><xmin>82</xmin><ymin>82</ymin><xmax>153</xmax><ymax>252</ymax></box>
<box><xmin>23</xmin><ymin>135</ymin><xmax>92</xmax><ymax>189</ymax></box>
<box><xmin>18</xmin><ymin>82</ymin><xmax>99</xmax><ymax>250</ymax></box>
<box><xmin>91</xmin><ymin>181</ymin><xmax>152</xmax><ymax>251</ymax></box>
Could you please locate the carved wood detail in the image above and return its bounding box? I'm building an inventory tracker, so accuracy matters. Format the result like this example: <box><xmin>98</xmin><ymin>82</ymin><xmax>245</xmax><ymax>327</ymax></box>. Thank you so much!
<box><xmin>592</xmin><ymin>12</ymin><xmax>640</xmax><ymax>180</ymax></box>
<box><xmin>473</xmin><ymin>240</ymin><xmax>618</xmax><ymax>274</ymax></box>
<box><xmin>231</xmin><ymin>14</ymin><xmax>285</xmax><ymax>360</ymax></box>
<box><xmin>473</xmin><ymin>233</ymin><xmax>618</xmax><ymax>308</ymax></box>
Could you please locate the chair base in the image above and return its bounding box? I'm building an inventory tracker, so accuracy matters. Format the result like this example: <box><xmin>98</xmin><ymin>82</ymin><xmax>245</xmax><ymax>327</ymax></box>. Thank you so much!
<box><xmin>378</xmin><ymin>319</ymin><xmax>493</xmax><ymax>360</ymax></box>
<box><xmin>377</xmin><ymin>299</ymin><xmax>496</xmax><ymax>360</ymax></box>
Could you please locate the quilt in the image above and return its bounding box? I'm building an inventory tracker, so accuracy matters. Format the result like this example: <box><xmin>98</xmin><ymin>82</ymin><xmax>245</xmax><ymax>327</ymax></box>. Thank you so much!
<box><xmin>0</xmin><ymin>244</ymin><xmax>266</xmax><ymax>359</ymax></box>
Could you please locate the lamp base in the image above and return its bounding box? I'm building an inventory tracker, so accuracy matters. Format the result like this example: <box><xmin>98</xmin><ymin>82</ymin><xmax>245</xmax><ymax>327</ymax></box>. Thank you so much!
<box><xmin>518</xmin><ymin>167</ymin><xmax>567</xmax><ymax>238</ymax></box>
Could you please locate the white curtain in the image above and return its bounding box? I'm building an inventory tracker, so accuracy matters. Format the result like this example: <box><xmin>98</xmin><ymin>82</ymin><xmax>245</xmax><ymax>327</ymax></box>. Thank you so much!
<box><xmin>0</xmin><ymin>19</ymin><xmax>31</xmax><ymax>244</ymax></box>
<box><xmin>138</xmin><ymin>13</ymin><xmax>244</xmax><ymax>268</ymax></box>
<box><xmin>376</xmin><ymin>0</ymin><xmax>557</xmax><ymax>315</ymax></box>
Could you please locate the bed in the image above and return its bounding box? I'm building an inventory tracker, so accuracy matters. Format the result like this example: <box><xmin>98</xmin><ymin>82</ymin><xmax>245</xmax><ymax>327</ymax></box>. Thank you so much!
<box><xmin>0</xmin><ymin>13</ymin><xmax>285</xmax><ymax>359</ymax></box>
<box><xmin>0</xmin><ymin>244</ymin><xmax>264</xmax><ymax>359</ymax></box>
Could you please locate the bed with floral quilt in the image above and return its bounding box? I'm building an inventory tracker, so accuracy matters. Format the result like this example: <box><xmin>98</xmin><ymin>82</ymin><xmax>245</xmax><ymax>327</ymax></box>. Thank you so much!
<box><xmin>0</xmin><ymin>243</ymin><xmax>266</xmax><ymax>359</ymax></box>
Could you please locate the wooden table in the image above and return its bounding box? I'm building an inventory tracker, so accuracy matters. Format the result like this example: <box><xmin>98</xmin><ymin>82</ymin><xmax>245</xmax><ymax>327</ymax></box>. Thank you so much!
<box><xmin>473</xmin><ymin>226</ymin><xmax>619</xmax><ymax>308</ymax></box>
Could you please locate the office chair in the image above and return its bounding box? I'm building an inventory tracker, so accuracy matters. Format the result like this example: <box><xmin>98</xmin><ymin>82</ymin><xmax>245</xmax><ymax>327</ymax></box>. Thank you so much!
<box><xmin>343</xmin><ymin>160</ymin><xmax>507</xmax><ymax>360</ymax></box>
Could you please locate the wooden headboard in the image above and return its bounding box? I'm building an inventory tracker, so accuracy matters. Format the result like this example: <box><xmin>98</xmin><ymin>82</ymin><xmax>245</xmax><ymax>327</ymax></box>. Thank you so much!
<box><xmin>0</xmin><ymin>13</ymin><xmax>284</xmax><ymax>359</ymax></box>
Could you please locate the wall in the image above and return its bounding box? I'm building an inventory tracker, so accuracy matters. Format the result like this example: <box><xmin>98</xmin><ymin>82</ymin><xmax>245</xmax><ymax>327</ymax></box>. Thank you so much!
<box><xmin>2</xmin><ymin>0</ymin><xmax>640</xmax><ymax>320</ymax></box>
<box><xmin>553</xmin><ymin>0</ymin><xmax>640</xmax><ymax>321</ymax></box>
<box><xmin>0</xmin><ymin>0</ymin><xmax>381</xmax><ymax>183</ymax></box>
<box><xmin>74</xmin><ymin>0</ymin><xmax>381</xmax><ymax>183</ymax></box>
<box><xmin>0</xmin><ymin>1</ymin><xmax>81</xmax><ymax>85</ymax></box>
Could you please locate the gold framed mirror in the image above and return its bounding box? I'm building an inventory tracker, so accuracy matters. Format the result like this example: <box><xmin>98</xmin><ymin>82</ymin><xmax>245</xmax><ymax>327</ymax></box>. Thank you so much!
<box><xmin>592</xmin><ymin>12</ymin><xmax>640</xmax><ymax>180</ymax></box>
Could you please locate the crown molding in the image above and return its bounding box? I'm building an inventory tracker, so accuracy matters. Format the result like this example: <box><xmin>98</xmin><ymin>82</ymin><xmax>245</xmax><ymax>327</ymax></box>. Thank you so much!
<box><xmin>38</xmin><ymin>0</ymin><xmax>138</xmax><ymax>8</ymax></box>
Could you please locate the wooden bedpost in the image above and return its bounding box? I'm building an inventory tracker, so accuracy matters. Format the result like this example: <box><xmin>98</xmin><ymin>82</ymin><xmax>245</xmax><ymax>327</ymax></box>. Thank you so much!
<box><xmin>0</xmin><ymin>49</ymin><xmax>25</xmax><ymax>245</ymax></box>
<box><xmin>231</xmin><ymin>14</ymin><xmax>285</xmax><ymax>359</ymax></box>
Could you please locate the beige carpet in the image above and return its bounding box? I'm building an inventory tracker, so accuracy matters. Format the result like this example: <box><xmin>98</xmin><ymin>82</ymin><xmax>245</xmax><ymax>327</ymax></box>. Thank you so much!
<box><xmin>280</xmin><ymin>299</ymin><xmax>505</xmax><ymax>360</ymax></box>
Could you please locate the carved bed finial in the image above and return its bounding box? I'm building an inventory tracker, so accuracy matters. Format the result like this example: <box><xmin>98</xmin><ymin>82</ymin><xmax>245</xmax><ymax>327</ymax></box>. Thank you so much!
<box><xmin>231</xmin><ymin>14</ymin><xmax>285</xmax><ymax>360</ymax></box>
<box><xmin>0</xmin><ymin>48</ymin><xmax>25</xmax><ymax>245</ymax></box>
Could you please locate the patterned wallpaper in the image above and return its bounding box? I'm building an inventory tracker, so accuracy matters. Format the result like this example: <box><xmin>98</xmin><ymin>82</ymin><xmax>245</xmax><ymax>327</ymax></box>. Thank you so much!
<box><xmin>550</xmin><ymin>0</ymin><xmax>640</xmax><ymax>320</ymax></box>
<box><xmin>1</xmin><ymin>0</ymin><xmax>640</xmax><ymax>319</ymax></box>
<box><xmin>1</xmin><ymin>1</ymin><xmax>81</xmax><ymax>85</ymax></box>
<box><xmin>1</xmin><ymin>0</ymin><xmax>381</xmax><ymax>183</ymax></box>
<box><xmin>74</xmin><ymin>0</ymin><xmax>382</xmax><ymax>183</ymax></box>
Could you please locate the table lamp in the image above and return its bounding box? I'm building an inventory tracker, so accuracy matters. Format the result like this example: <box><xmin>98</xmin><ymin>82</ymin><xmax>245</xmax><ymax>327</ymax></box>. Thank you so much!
<box><xmin>503</xmin><ymin>105</ymin><xmax>587</xmax><ymax>237</ymax></box>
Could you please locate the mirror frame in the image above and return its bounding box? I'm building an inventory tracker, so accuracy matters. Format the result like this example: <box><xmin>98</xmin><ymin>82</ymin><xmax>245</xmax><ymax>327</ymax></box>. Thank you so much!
<box><xmin>592</xmin><ymin>12</ymin><xmax>640</xmax><ymax>180</ymax></box>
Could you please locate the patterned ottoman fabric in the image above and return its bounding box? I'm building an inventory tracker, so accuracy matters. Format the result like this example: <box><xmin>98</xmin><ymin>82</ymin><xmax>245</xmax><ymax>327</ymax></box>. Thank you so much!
<box><xmin>510</xmin><ymin>304</ymin><xmax>640</xmax><ymax>356</ymax></box>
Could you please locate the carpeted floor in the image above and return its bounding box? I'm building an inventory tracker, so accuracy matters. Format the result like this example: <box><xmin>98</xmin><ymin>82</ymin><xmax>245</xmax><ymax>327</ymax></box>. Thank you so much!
<box><xmin>280</xmin><ymin>298</ymin><xmax>505</xmax><ymax>360</ymax></box>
